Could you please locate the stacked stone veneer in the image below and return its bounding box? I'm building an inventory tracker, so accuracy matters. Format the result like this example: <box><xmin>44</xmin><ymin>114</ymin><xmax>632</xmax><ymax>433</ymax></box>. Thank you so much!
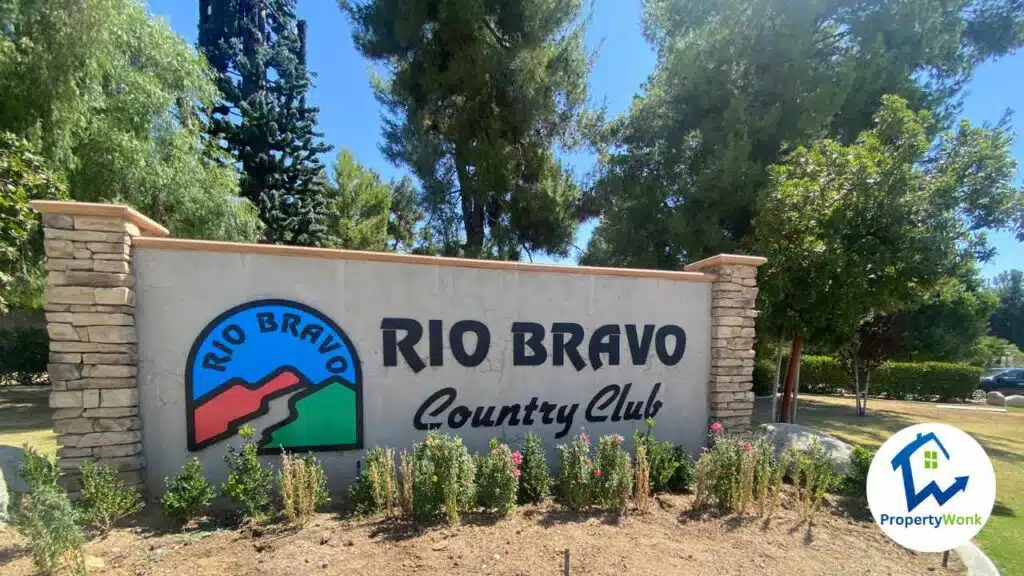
<box><xmin>685</xmin><ymin>254</ymin><xmax>767</xmax><ymax>432</ymax></box>
<box><xmin>32</xmin><ymin>201</ymin><xmax>168</xmax><ymax>492</ymax></box>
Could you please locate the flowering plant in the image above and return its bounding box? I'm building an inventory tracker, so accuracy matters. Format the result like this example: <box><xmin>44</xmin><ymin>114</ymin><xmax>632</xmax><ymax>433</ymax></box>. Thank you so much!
<box><xmin>411</xmin><ymin>432</ymin><xmax>475</xmax><ymax>524</ymax></box>
<box><xmin>556</xmin><ymin>429</ymin><xmax>595</xmax><ymax>510</ymax></box>
<box><xmin>474</xmin><ymin>439</ymin><xmax>519</xmax><ymax>514</ymax></box>
<box><xmin>517</xmin><ymin>432</ymin><xmax>550</xmax><ymax>504</ymax></box>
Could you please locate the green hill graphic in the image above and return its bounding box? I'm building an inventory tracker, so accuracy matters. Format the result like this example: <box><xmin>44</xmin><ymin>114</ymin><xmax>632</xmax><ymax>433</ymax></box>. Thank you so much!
<box><xmin>260</xmin><ymin>380</ymin><xmax>358</xmax><ymax>450</ymax></box>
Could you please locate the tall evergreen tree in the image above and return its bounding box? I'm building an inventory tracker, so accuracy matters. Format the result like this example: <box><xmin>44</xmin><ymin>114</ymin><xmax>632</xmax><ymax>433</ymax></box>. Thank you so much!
<box><xmin>342</xmin><ymin>0</ymin><xmax>594</xmax><ymax>260</ymax></box>
<box><xmin>199</xmin><ymin>0</ymin><xmax>332</xmax><ymax>246</ymax></box>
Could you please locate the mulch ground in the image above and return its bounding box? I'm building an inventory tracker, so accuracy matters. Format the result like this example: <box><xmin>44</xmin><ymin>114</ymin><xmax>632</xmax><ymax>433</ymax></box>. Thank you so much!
<box><xmin>0</xmin><ymin>490</ymin><xmax>963</xmax><ymax>575</ymax></box>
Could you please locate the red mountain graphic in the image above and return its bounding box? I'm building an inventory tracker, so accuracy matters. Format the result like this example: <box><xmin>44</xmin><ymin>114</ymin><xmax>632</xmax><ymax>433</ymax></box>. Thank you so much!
<box><xmin>192</xmin><ymin>369</ymin><xmax>305</xmax><ymax>446</ymax></box>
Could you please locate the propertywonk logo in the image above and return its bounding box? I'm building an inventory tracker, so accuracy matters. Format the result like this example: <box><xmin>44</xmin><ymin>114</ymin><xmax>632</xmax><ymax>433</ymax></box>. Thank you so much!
<box><xmin>866</xmin><ymin>423</ymin><xmax>995</xmax><ymax>553</ymax></box>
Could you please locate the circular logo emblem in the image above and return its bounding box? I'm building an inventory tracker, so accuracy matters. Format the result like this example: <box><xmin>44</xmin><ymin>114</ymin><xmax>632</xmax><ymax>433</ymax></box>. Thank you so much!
<box><xmin>867</xmin><ymin>423</ymin><xmax>995</xmax><ymax>553</ymax></box>
<box><xmin>185</xmin><ymin>299</ymin><xmax>363</xmax><ymax>453</ymax></box>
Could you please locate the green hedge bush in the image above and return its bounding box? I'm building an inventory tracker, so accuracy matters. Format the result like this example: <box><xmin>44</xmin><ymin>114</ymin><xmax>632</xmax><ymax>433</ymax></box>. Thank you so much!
<box><xmin>795</xmin><ymin>355</ymin><xmax>980</xmax><ymax>401</ymax></box>
<box><xmin>0</xmin><ymin>326</ymin><xmax>48</xmax><ymax>384</ymax></box>
<box><xmin>752</xmin><ymin>360</ymin><xmax>776</xmax><ymax>396</ymax></box>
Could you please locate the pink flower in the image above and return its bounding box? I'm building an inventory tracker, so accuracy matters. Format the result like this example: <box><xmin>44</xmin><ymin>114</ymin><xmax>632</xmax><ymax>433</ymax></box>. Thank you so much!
<box><xmin>577</xmin><ymin>477</ymin><xmax>585</xmax><ymax>484</ymax></box>
<box><xmin>511</xmin><ymin>451</ymin><xmax>523</xmax><ymax>466</ymax></box>
<box><xmin>744</xmin><ymin>442</ymin><xmax>752</xmax><ymax>452</ymax></box>
<box><xmin>592</xmin><ymin>468</ymin><xmax>604</xmax><ymax>478</ymax></box>
<box><xmin>513</xmin><ymin>469</ymin><xmax>521</xmax><ymax>480</ymax></box>
<box><xmin>709</xmin><ymin>422</ymin><xmax>723</xmax><ymax>434</ymax></box>
<box><xmin>613</xmin><ymin>434</ymin><xmax>624</xmax><ymax>446</ymax></box>
<box><xmin>580</xmin><ymin>432</ymin><xmax>591</xmax><ymax>446</ymax></box>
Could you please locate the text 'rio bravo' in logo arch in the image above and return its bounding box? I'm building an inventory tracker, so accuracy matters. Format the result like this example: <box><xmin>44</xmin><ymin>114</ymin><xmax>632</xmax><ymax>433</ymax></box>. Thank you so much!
<box><xmin>185</xmin><ymin>299</ymin><xmax>363</xmax><ymax>453</ymax></box>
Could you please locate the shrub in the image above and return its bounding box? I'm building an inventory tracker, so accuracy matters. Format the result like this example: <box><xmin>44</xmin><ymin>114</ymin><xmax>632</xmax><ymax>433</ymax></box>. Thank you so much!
<box><xmin>19</xmin><ymin>445</ymin><xmax>59</xmax><ymax>491</ymax></box>
<box><xmin>398</xmin><ymin>450</ymin><xmax>414</xmax><ymax>517</ymax></box>
<box><xmin>693</xmin><ymin>430</ymin><xmax>779</xmax><ymax>516</ymax></box>
<box><xmin>349</xmin><ymin>447</ymin><xmax>398</xmax><ymax>517</ymax></box>
<box><xmin>764</xmin><ymin>450</ymin><xmax>790</xmax><ymax>520</ymax></box>
<box><xmin>11</xmin><ymin>484</ymin><xmax>87</xmax><ymax>576</ymax></box>
<box><xmin>474</xmin><ymin>439</ymin><xmax>519</xmax><ymax>514</ymax></box>
<box><xmin>222</xmin><ymin>425</ymin><xmax>274</xmax><ymax>520</ymax></box>
<box><xmin>411</xmin><ymin>432</ymin><xmax>475</xmax><ymax>524</ymax></box>
<box><xmin>278</xmin><ymin>452</ymin><xmax>329</xmax><ymax>526</ymax></box>
<box><xmin>161</xmin><ymin>458</ymin><xmax>216</xmax><ymax>527</ymax></box>
<box><xmin>0</xmin><ymin>326</ymin><xmax>48</xmax><ymax>385</ymax></box>
<box><xmin>633</xmin><ymin>444</ymin><xmax>651</xmax><ymax>515</ymax></box>
<box><xmin>841</xmin><ymin>445</ymin><xmax>873</xmax><ymax>503</ymax></box>
<box><xmin>667</xmin><ymin>447</ymin><xmax>695</xmax><ymax>492</ymax></box>
<box><xmin>517</xmin><ymin>432</ymin><xmax>550</xmax><ymax>504</ymax></box>
<box><xmin>77</xmin><ymin>461</ymin><xmax>143</xmax><ymax>533</ymax></box>
<box><xmin>633</xmin><ymin>418</ymin><xmax>689</xmax><ymax>492</ymax></box>
<box><xmin>556</xmin><ymin>430</ymin><xmax>594</xmax><ymax>511</ymax></box>
<box><xmin>797</xmin><ymin>355</ymin><xmax>849</xmax><ymax>395</ymax></box>
<box><xmin>791</xmin><ymin>439</ymin><xmax>839</xmax><ymax>523</ymax></box>
<box><xmin>752</xmin><ymin>360</ymin><xmax>776</xmax><ymax>396</ymax></box>
<box><xmin>795</xmin><ymin>356</ymin><xmax>981</xmax><ymax>401</ymax></box>
<box><xmin>592</xmin><ymin>434</ymin><xmax>631</xmax><ymax>512</ymax></box>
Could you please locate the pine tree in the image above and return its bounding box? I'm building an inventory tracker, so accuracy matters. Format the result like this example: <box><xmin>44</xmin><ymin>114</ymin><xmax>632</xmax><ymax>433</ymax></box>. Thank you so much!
<box><xmin>199</xmin><ymin>0</ymin><xmax>332</xmax><ymax>246</ymax></box>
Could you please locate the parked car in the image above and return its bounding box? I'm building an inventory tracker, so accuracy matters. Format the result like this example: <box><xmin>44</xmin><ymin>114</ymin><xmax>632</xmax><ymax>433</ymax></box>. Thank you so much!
<box><xmin>980</xmin><ymin>367</ymin><xmax>1024</xmax><ymax>392</ymax></box>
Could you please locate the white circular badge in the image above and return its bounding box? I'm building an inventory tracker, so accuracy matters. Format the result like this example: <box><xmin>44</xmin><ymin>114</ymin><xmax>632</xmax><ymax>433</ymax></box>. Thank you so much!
<box><xmin>867</xmin><ymin>423</ymin><xmax>995</xmax><ymax>553</ymax></box>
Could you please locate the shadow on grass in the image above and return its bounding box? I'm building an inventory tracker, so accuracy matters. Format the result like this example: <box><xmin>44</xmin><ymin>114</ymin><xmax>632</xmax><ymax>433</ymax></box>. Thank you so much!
<box><xmin>992</xmin><ymin>501</ymin><xmax>1015</xmax><ymax>517</ymax></box>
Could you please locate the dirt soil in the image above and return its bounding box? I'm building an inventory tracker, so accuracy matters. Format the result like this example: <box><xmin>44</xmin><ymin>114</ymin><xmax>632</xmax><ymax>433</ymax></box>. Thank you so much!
<box><xmin>0</xmin><ymin>492</ymin><xmax>963</xmax><ymax>576</ymax></box>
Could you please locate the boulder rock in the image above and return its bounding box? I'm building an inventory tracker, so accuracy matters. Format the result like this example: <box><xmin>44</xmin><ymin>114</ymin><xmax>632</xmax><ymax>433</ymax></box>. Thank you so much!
<box><xmin>986</xmin><ymin>391</ymin><xmax>1006</xmax><ymax>406</ymax></box>
<box><xmin>1005</xmin><ymin>395</ymin><xmax>1024</xmax><ymax>408</ymax></box>
<box><xmin>759</xmin><ymin>423</ymin><xmax>854</xmax><ymax>475</ymax></box>
<box><xmin>0</xmin><ymin>445</ymin><xmax>29</xmax><ymax>524</ymax></box>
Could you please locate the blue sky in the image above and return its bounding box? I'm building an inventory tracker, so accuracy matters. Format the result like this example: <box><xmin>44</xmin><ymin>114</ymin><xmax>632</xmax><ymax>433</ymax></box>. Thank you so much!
<box><xmin>147</xmin><ymin>0</ymin><xmax>1022</xmax><ymax>278</ymax></box>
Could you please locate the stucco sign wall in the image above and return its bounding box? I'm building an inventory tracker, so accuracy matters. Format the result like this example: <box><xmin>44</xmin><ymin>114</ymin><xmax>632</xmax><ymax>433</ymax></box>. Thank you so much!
<box><xmin>31</xmin><ymin>201</ymin><xmax>765</xmax><ymax>494</ymax></box>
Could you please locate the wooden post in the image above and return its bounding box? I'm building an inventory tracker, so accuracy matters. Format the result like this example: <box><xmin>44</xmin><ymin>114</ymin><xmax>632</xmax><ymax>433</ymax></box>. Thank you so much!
<box><xmin>942</xmin><ymin>550</ymin><xmax>950</xmax><ymax>568</ymax></box>
<box><xmin>564</xmin><ymin>549</ymin><xmax>570</xmax><ymax>576</ymax></box>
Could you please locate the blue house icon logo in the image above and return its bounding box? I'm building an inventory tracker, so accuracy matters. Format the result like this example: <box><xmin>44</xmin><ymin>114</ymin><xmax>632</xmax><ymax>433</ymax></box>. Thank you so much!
<box><xmin>890</xmin><ymin>432</ymin><xmax>968</xmax><ymax>512</ymax></box>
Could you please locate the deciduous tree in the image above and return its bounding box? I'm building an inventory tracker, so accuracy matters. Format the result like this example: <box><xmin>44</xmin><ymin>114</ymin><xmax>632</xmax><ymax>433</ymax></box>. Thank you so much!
<box><xmin>990</xmin><ymin>270</ymin><xmax>1024</xmax><ymax>351</ymax></box>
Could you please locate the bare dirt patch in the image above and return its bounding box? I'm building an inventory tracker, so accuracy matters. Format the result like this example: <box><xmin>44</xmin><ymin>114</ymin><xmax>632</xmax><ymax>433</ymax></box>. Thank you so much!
<box><xmin>0</xmin><ymin>491</ymin><xmax>962</xmax><ymax>575</ymax></box>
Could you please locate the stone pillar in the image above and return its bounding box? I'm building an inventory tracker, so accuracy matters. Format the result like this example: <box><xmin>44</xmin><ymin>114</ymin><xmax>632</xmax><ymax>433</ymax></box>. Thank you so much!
<box><xmin>30</xmin><ymin>201</ymin><xmax>169</xmax><ymax>492</ymax></box>
<box><xmin>685</xmin><ymin>254</ymin><xmax>767</xmax><ymax>432</ymax></box>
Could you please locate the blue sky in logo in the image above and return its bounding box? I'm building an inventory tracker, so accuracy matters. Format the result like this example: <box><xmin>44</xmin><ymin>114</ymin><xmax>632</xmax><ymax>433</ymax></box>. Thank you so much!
<box><xmin>189</xmin><ymin>302</ymin><xmax>358</xmax><ymax>400</ymax></box>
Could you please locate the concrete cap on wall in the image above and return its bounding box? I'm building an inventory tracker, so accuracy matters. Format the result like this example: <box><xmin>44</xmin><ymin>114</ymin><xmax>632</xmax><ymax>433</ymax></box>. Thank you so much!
<box><xmin>29</xmin><ymin>200</ymin><xmax>170</xmax><ymax>237</ymax></box>
<box><xmin>683</xmin><ymin>253</ymin><xmax>768</xmax><ymax>271</ymax></box>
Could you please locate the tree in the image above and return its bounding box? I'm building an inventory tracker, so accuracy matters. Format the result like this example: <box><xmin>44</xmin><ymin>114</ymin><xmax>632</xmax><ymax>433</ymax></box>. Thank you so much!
<box><xmin>967</xmin><ymin>336</ymin><xmax>1024</xmax><ymax>368</ymax></box>
<box><xmin>0</xmin><ymin>0</ymin><xmax>261</xmax><ymax>243</ymax></box>
<box><xmin>386</xmin><ymin>176</ymin><xmax>424</xmax><ymax>253</ymax></box>
<box><xmin>897</xmin><ymin>275</ymin><xmax>998</xmax><ymax>362</ymax></box>
<box><xmin>342</xmin><ymin>0</ymin><xmax>595</xmax><ymax>260</ymax></box>
<box><xmin>0</xmin><ymin>133</ymin><xmax>66</xmax><ymax>312</ymax></box>
<box><xmin>325</xmin><ymin>149</ymin><xmax>391</xmax><ymax>251</ymax></box>
<box><xmin>199</xmin><ymin>0</ymin><xmax>333</xmax><ymax>246</ymax></box>
<box><xmin>583</xmin><ymin>0</ymin><xmax>1024</xmax><ymax>267</ymax></box>
<box><xmin>756</xmin><ymin>96</ymin><xmax>1023</xmax><ymax>420</ymax></box>
<box><xmin>990</xmin><ymin>270</ymin><xmax>1024</xmax><ymax>351</ymax></box>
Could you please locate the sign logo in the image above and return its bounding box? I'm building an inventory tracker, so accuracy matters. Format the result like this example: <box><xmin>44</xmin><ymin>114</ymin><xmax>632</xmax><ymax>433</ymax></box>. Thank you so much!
<box><xmin>185</xmin><ymin>299</ymin><xmax>363</xmax><ymax>453</ymax></box>
<box><xmin>867</xmin><ymin>423</ymin><xmax>995</xmax><ymax>553</ymax></box>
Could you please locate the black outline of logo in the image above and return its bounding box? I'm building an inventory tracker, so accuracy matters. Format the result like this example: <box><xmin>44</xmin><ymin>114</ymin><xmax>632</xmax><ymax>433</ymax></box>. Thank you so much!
<box><xmin>184</xmin><ymin>299</ymin><xmax>363</xmax><ymax>454</ymax></box>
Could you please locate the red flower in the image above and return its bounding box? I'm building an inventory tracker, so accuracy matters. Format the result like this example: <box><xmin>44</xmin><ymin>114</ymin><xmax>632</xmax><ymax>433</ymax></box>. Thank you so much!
<box><xmin>709</xmin><ymin>422</ymin><xmax>723</xmax><ymax>434</ymax></box>
<box><xmin>592</xmin><ymin>468</ymin><xmax>604</xmax><ymax>478</ymax></box>
<box><xmin>744</xmin><ymin>442</ymin><xmax>752</xmax><ymax>452</ymax></box>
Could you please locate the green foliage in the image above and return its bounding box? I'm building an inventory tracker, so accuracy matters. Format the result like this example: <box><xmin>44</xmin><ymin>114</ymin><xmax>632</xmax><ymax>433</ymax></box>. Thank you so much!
<box><xmin>666</xmin><ymin>446</ymin><xmax>695</xmax><ymax>493</ymax></box>
<box><xmin>797</xmin><ymin>355</ymin><xmax>982</xmax><ymax>400</ymax></box>
<box><xmin>584</xmin><ymin>0</ymin><xmax>1024</xmax><ymax>268</ymax></box>
<box><xmin>842</xmin><ymin>446</ymin><xmax>874</xmax><ymax>503</ymax></box>
<box><xmin>342</xmin><ymin>0</ymin><xmax>594</xmax><ymax>259</ymax></box>
<box><xmin>897</xmin><ymin>274</ymin><xmax>999</xmax><ymax>362</ymax></box>
<box><xmin>161</xmin><ymin>458</ymin><xmax>216</xmax><ymax>527</ymax></box>
<box><xmin>752</xmin><ymin>360</ymin><xmax>776</xmax><ymax>396</ymax></box>
<box><xmin>0</xmin><ymin>0</ymin><xmax>261</xmax><ymax>244</ymax></box>
<box><xmin>324</xmin><ymin>149</ymin><xmax>392</xmax><ymax>251</ymax></box>
<box><xmin>11</xmin><ymin>483</ymin><xmax>87</xmax><ymax>576</ymax></box>
<box><xmin>592</xmin><ymin>435</ymin><xmax>632</xmax><ymax>513</ymax></box>
<box><xmin>517</xmin><ymin>432</ymin><xmax>550</xmax><ymax>504</ymax></box>
<box><xmin>0</xmin><ymin>133</ymin><xmax>65</xmax><ymax>312</ymax></box>
<box><xmin>278</xmin><ymin>452</ymin><xmax>329</xmax><ymax>526</ymax></box>
<box><xmin>349</xmin><ymin>447</ymin><xmax>398</xmax><ymax>517</ymax></box>
<box><xmin>19</xmin><ymin>445</ymin><xmax>59</xmax><ymax>492</ymax></box>
<box><xmin>222</xmin><ymin>425</ymin><xmax>274</xmax><ymax>520</ymax></box>
<box><xmin>967</xmin><ymin>336</ymin><xmax>1024</xmax><ymax>368</ymax></box>
<box><xmin>633</xmin><ymin>418</ymin><xmax>690</xmax><ymax>492</ymax></box>
<box><xmin>199</xmin><ymin>0</ymin><xmax>332</xmax><ymax>247</ymax></box>
<box><xmin>410</xmin><ymin>432</ymin><xmax>475</xmax><ymax>524</ymax></box>
<box><xmin>556</xmin><ymin>430</ymin><xmax>595</xmax><ymax>511</ymax></box>
<box><xmin>0</xmin><ymin>326</ymin><xmax>48</xmax><ymax>384</ymax></box>
<box><xmin>790</xmin><ymin>440</ymin><xmax>840</xmax><ymax>523</ymax></box>
<box><xmin>990</xmin><ymin>270</ymin><xmax>1024</xmax><ymax>352</ymax></box>
<box><xmin>474</xmin><ymin>439</ymin><xmax>519</xmax><ymax>514</ymax></box>
<box><xmin>693</xmin><ymin>434</ymin><xmax>780</xmax><ymax>516</ymax></box>
<box><xmin>77</xmin><ymin>461</ymin><xmax>143</xmax><ymax>533</ymax></box>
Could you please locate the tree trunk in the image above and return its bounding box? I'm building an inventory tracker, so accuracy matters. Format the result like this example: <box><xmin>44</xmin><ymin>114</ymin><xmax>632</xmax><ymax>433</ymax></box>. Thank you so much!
<box><xmin>853</xmin><ymin>359</ymin><xmax>861</xmax><ymax>417</ymax></box>
<box><xmin>778</xmin><ymin>335</ymin><xmax>803</xmax><ymax>423</ymax></box>
<box><xmin>792</xmin><ymin>356</ymin><xmax>802</xmax><ymax>424</ymax></box>
<box><xmin>769</xmin><ymin>344</ymin><xmax>784</xmax><ymax>423</ymax></box>
<box><xmin>862</xmin><ymin>366</ymin><xmax>871</xmax><ymax>416</ymax></box>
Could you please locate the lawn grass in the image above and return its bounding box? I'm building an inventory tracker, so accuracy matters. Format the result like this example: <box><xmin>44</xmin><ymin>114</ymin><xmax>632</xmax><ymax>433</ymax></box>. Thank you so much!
<box><xmin>756</xmin><ymin>394</ymin><xmax>1023</xmax><ymax>576</ymax></box>
<box><xmin>0</xmin><ymin>385</ymin><xmax>56</xmax><ymax>457</ymax></box>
